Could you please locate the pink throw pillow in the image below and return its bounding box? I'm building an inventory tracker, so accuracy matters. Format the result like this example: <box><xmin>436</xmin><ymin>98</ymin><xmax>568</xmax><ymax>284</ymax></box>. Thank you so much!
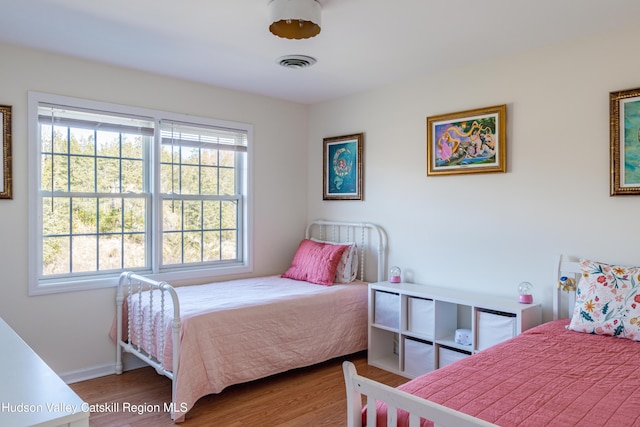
<box><xmin>282</xmin><ymin>239</ymin><xmax>349</xmax><ymax>286</ymax></box>
<box><xmin>310</xmin><ymin>238</ymin><xmax>359</xmax><ymax>283</ymax></box>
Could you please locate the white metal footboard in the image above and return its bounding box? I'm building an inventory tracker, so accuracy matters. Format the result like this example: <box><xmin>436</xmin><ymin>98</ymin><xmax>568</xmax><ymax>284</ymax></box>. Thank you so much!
<box><xmin>115</xmin><ymin>272</ymin><xmax>181</xmax><ymax>419</ymax></box>
<box><xmin>343</xmin><ymin>361</ymin><xmax>496</xmax><ymax>427</ymax></box>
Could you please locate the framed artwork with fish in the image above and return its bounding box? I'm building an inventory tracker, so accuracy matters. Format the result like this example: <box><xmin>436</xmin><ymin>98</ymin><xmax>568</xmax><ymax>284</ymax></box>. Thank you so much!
<box><xmin>610</xmin><ymin>87</ymin><xmax>640</xmax><ymax>196</ymax></box>
<box><xmin>427</xmin><ymin>104</ymin><xmax>506</xmax><ymax>176</ymax></box>
<box><xmin>323</xmin><ymin>133</ymin><xmax>363</xmax><ymax>200</ymax></box>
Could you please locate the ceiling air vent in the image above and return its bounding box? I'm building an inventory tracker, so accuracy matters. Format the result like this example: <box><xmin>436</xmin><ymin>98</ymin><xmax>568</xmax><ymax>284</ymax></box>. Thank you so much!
<box><xmin>276</xmin><ymin>54</ymin><xmax>317</xmax><ymax>69</ymax></box>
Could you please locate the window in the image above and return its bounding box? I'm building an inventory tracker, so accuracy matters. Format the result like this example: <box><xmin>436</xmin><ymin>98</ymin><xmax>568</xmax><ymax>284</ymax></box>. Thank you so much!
<box><xmin>159</xmin><ymin>121</ymin><xmax>247</xmax><ymax>267</ymax></box>
<box><xmin>28</xmin><ymin>92</ymin><xmax>252</xmax><ymax>294</ymax></box>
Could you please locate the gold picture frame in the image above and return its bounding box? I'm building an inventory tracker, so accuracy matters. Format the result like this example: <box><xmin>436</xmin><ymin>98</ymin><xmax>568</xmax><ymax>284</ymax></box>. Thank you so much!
<box><xmin>323</xmin><ymin>133</ymin><xmax>363</xmax><ymax>200</ymax></box>
<box><xmin>610</xmin><ymin>87</ymin><xmax>640</xmax><ymax>196</ymax></box>
<box><xmin>427</xmin><ymin>105</ymin><xmax>506</xmax><ymax>176</ymax></box>
<box><xmin>0</xmin><ymin>105</ymin><xmax>11</xmax><ymax>199</ymax></box>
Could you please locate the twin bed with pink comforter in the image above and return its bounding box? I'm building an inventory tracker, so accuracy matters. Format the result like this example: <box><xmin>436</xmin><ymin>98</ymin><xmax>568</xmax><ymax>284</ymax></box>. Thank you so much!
<box><xmin>344</xmin><ymin>256</ymin><xmax>640</xmax><ymax>426</ymax></box>
<box><xmin>370</xmin><ymin>319</ymin><xmax>640</xmax><ymax>426</ymax></box>
<box><xmin>114</xmin><ymin>220</ymin><xmax>386</xmax><ymax>422</ymax></box>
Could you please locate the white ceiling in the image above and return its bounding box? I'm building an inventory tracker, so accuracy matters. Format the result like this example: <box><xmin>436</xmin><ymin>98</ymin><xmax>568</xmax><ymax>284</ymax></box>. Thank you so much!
<box><xmin>1</xmin><ymin>0</ymin><xmax>639</xmax><ymax>105</ymax></box>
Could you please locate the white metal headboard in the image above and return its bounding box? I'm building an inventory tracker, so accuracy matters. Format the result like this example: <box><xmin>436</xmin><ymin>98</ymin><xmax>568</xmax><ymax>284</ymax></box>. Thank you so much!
<box><xmin>305</xmin><ymin>219</ymin><xmax>387</xmax><ymax>283</ymax></box>
<box><xmin>554</xmin><ymin>255</ymin><xmax>580</xmax><ymax>320</ymax></box>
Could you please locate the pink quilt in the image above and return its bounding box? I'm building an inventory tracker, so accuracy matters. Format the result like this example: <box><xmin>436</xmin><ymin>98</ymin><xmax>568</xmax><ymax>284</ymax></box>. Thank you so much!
<box><xmin>115</xmin><ymin>275</ymin><xmax>368</xmax><ymax>422</ymax></box>
<box><xmin>374</xmin><ymin>319</ymin><xmax>640</xmax><ymax>426</ymax></box>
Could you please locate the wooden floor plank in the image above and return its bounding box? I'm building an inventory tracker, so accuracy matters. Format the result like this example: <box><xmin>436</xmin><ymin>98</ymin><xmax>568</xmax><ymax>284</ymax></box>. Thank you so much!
<box><xmin>69</xmin><ymin>352</ymin><xmax>407</xmax><ymax>426</ymax></box>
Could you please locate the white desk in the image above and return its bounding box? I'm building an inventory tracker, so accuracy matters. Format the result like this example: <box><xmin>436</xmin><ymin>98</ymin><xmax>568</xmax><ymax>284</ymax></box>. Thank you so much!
<box><xmin>0</xmin><ymin>317</ymin><xmax>89</xmax><ymax>427</ymax></box>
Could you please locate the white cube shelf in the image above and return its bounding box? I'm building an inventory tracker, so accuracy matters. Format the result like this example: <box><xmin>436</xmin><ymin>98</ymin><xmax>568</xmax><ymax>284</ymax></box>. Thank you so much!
<box><xmin>368</xmin><ymin>281</ymin><xmax>542</xmax><ymax>378</ymax></box>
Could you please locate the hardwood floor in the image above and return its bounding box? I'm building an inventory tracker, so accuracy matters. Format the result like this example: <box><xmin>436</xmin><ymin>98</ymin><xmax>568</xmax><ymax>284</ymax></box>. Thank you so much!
<box><xmin>69</xmin><ymin>352</ymin><xmax>407</xmax><ymax>426</ymax></box>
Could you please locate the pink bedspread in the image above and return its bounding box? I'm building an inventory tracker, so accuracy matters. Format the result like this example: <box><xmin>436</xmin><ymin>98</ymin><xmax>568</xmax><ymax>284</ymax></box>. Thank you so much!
<box><xmin>375</xmin><ymin>319</ymin><xmax>640</xmax><ymax>426</ymax></box>
<box><xmin>115</xmin><ymin>275</ymin><xmax>368</xmax><ymax>422</ymax></box>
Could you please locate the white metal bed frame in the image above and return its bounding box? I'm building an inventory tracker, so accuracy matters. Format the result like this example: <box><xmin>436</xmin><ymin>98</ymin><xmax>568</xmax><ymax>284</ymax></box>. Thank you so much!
<box><xmin>343</xmin><ymin>255</ymin><xmax>581</xmax><ymax>427</ymax></box>
<box><xmin>115</xmin><ymin>219</ymin><xmax>387</xmax><ymax>420</ymax></box>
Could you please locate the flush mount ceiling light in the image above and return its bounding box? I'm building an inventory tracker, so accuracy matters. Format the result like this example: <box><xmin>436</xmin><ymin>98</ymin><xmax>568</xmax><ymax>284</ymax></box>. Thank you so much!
<box><xmin>269</xmin><ymin>0</ymin><xmax>321</xmax><ymax>40</ymax></box>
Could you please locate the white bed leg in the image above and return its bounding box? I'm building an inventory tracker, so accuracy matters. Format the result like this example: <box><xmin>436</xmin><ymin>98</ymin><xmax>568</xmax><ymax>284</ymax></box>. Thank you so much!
<box><xmin>170</xmin><ymin>314</ymin><xmax>181</xmax><ymax>421</ymax></box>
<box><xmin>115</xmin><ymin>273</ymin><xmax>126</xmax><ymax>375</ymax></box>
<box><xmin>343</xmin><ymin>361</ymin><xmax>364</xmax><ymax>427</ymax></box>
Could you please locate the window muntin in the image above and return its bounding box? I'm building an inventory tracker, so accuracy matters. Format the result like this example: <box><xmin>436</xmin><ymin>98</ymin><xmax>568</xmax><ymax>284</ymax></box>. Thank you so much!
<box><xmin>38</xmin><ymin>106</ymin><xmax>151</xmax><ymax>278</ymax></box>
<box><xmin>29</xmin><ymin>93</ymin><xmax>252</xmax><ymax>294</ymax></box>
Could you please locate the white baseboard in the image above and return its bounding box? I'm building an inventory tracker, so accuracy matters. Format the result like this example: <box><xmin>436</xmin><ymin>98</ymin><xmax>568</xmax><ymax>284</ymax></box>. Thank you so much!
<box><xmin>60</xmin><ymin>363</ymin><xmax>115</xmax><ymax>384</ymax></box>
<box><xmin>60</xmin><ymin>354</ymin><xmax>149</xmax><ymax>384</ymax></box>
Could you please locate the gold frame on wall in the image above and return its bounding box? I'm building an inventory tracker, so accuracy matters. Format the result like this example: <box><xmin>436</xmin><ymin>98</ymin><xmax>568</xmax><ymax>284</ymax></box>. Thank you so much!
<box><xmin>427</xmin><ymin>104</ymin><xmax>506</xmax><ymax>176</ymax></box>
<box><xmin>0</xmin><ymin>105</ymin><xmax>11</xmax><ymax>199</ymax></box>
<box><xmin>610</xmin><ymin>87</ymin><xmax>640</xmax><ymax>196</ymax></box>
<box><xmin>322</xmin><ymin>133</ymin><xmax>363</xmax><ymax>200</ymax></box>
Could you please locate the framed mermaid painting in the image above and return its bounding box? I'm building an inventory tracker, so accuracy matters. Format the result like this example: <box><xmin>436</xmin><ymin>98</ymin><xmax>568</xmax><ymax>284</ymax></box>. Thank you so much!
<box><xmin>323</xmin><ymin>133</ymin><xmax>363</xmax><ymax>200</ymax></box>
<box><xmin>427</xmin><ymin>105</ymin><xmax>506</xmax><ymax>176</ymax></box>
<box><xmin>610</xmin><ymin>87</ymin><xmax>640</xmax><ymax>196</ymax></box>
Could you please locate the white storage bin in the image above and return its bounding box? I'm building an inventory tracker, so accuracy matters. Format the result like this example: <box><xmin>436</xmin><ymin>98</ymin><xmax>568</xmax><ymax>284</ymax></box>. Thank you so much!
<box><xmin>476</xmin><ymin>310</ymin><xmax>516</xmax><ymax>351</ymax></box>
<box><xmin>374</xmin><ymin>291</ymin><xmax>400</xmax><ymax>329</ymax></box>
<box><xmin>403</xmin><ymin>338</ymin><xmax>435</xmax><ymax>377</ymax></box>
<box><xmin>438</xmin><ymin>346</ymin><xmax>469</xmax><ymax>368</ymax></box>
<box><xmin>407</xmin><ymin>297</ymin><xmax>434</xmax><ymax>338</ymax></box>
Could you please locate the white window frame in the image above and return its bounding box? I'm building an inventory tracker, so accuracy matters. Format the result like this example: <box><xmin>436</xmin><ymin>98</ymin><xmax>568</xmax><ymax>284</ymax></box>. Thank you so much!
<box><xmin>28</xmin><ymin>92</ymin><xmax>253</xmax><ymax>295</ymax></box>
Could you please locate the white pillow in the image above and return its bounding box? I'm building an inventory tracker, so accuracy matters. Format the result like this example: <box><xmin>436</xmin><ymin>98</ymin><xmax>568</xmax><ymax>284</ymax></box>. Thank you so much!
<box><xmin>310</xmin><ymin>238</ymin><xmax>359</xmax><ymax>283</ymax></box>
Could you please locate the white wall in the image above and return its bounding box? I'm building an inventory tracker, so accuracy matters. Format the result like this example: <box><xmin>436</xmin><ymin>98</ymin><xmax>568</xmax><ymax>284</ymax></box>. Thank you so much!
<box><xmin>0</xmin><ymin>43</ymin><xmax>309</xmax><ymax>377</ymax></box>
<box><xmin>3</xmin><ymin>22</ymin><xmax>640</xmax><ymax>379</ymax></box>
<box><xmin>308</xmin><ymin>24</ymin><xmax>640</xmax><ymax>321</ymax></box>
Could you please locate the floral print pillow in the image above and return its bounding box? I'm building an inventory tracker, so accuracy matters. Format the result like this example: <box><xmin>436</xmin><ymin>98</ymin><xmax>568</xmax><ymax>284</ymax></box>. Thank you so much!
<box><xmin>567</xmin><ymin>259</ymin><xmax>640</xmax><ymax>341</ymax></box>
